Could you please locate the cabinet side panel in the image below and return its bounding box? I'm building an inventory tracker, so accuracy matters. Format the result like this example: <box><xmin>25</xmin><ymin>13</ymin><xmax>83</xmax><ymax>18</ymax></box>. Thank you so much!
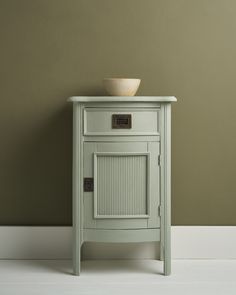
<box><xmin>160</xmin><ymin>103</ymin><xmax>172</xmax><ymax>275</ymax></box>
<box><xmin>72</xmin><ymin>102</ymin><xmax>82</xmax><ymax>275</ymax></box>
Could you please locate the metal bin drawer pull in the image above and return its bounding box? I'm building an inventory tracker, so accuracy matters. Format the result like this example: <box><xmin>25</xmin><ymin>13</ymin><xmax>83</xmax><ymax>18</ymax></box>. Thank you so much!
<box><xmin>112</xmin><ymin>114</ymin><xmax>132</xmax><ymax>129</ymax></box>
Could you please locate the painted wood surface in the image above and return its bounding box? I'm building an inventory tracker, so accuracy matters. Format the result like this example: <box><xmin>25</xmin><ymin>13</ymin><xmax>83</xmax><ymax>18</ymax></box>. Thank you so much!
<box><xmin>68</xmin><ymin>96</ymin><xmax>177</xmax><ymax>103</ymax></box>
<box><xmin>71</xmin><ymin>97</ymin><xmax>176</xmax><ymax>276</ymax></box>
<box><xmin>84</xmin><ymin>142</ymin><xmax>160</xmax><ymax>230</ymax></box>
<box><xmin>94</xmin><ymin>152</ymin><xmax>149</xmax><ymax>218</ymax></box>
<box><xmin>160</xmin><ymin>103</ymin><xmax>172</xmax><ymax>275</ymax></box>
<box><xmin>84</xmin><ymin>107</ymin><xmax>160</xmax><ymax>136</ymax></box>
<box><xmin>84</xmin><ymin>228</ymin><xmax>160</xmax><ymax>243</ymax></box>
<box><xmin>72</xmin><ymin>103</ymin><xmax>81</xmax><ymax>275</ymax></box>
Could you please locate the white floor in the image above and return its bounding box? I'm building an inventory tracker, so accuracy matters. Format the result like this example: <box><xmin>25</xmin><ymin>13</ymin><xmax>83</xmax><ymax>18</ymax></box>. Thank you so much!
<box><xmin>0</xmin><ymin>259</ymin><xmax>235</xmax><ymax>295</ymax></box>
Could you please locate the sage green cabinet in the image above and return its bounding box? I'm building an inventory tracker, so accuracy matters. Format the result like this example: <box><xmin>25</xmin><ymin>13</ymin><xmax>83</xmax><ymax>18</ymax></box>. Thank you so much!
<box><xmin>68</xmin><ymin>96</ymin><xmax>177</xmax><ymax>276</ymax></box>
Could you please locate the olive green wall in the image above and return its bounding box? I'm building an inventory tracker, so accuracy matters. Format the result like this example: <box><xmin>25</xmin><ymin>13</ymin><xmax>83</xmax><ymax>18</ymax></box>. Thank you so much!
<box><xmin>0</xmin><ymin>0</ymin><xmax>235</xmax><ymax>225</ymax></box>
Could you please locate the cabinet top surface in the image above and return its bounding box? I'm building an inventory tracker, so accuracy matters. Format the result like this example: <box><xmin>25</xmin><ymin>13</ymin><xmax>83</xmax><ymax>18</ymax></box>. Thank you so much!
<box><xmin>68</xmin><ymin>96</ymin><xmax>177</xmax><ymax>103</ymax></box>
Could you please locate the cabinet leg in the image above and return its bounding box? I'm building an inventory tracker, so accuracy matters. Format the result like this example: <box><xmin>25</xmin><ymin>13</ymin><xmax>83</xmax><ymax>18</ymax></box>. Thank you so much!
<box><xmin>163</xmin><ymin>246</ymin><xmax>171</xmax><ymax>276</ymax></box>
<box><xmin>73</xmin><ymin>228</ymin><xmax>81</xmax><ymax>276</ymax></box>
<box><xmin>73</xmin><ymin>245</ymin><xmax>81</xmax><ymax>276</ymax></box>
<box><xmin>164</xmin><ymin>259</ymin><xmax>171</xmax><ymax>276</ymax></box>
<box><xmin>160</xmin><ymin>243</ymin><xmax>164</xmax><ymax>261</ymax></box>
<box><xmin>74</xmin><ymin>265</ymin><xmax>80</xmax><ymax>276</ymax></box>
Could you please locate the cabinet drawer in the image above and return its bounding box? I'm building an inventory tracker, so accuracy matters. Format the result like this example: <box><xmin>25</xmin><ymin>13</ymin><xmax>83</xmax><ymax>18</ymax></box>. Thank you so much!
<box><xmin>83</xmin><ymin>108</ymin><xmax>160</xmax><ymax>136</ymax></box>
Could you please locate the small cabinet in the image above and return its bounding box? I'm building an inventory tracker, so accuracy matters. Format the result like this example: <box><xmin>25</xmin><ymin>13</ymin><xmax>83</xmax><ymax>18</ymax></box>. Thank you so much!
<box><xmin>69</xmin><ymin>96</ymin><xmax>177</xmax><ymax>276</ymax></box>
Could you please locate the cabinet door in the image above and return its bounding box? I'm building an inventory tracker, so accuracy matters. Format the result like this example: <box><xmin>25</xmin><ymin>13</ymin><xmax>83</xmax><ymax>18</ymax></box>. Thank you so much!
<box><xmin>83</xmin><ymin>142</ymin><xmax>160</xmax><ymax>229</ymax></box>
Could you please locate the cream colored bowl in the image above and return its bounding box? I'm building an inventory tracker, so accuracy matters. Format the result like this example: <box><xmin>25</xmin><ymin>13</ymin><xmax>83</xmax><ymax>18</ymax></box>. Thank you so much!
<box><xmin>103</xmin><ymin>78</ymin><xmax>141</xmax><ymax>96</ymax></box>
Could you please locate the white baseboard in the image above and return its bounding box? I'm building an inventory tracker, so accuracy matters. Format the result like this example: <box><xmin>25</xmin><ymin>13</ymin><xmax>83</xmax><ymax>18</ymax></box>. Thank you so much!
<box><xmin>0</xmin><ymin>226</ymin><xmax>235</xmax><ymax>259</ymax></box>
<box><xmin>0</xmin><ymin>227</ymin><xmax>71</xmax><ymax>259</ymax></box>
<box><xmin>172</xmin><ymin>226</ymin><xmax>236</xmax><ymax>259</ymax></box>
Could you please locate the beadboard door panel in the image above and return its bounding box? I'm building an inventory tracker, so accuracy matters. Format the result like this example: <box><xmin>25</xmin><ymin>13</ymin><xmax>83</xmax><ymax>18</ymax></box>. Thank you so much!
<box><xmin>83</xmin><ymin>142</ymin><xmax>160</xmax><ymax>230</ymax></box>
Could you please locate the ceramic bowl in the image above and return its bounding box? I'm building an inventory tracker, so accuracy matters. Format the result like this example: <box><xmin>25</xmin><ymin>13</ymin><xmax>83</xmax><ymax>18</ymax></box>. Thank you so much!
<box><xmin>103</xmin><ymin>78</ymin><xmax>141</xmax><ymax>96</ymax></box>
